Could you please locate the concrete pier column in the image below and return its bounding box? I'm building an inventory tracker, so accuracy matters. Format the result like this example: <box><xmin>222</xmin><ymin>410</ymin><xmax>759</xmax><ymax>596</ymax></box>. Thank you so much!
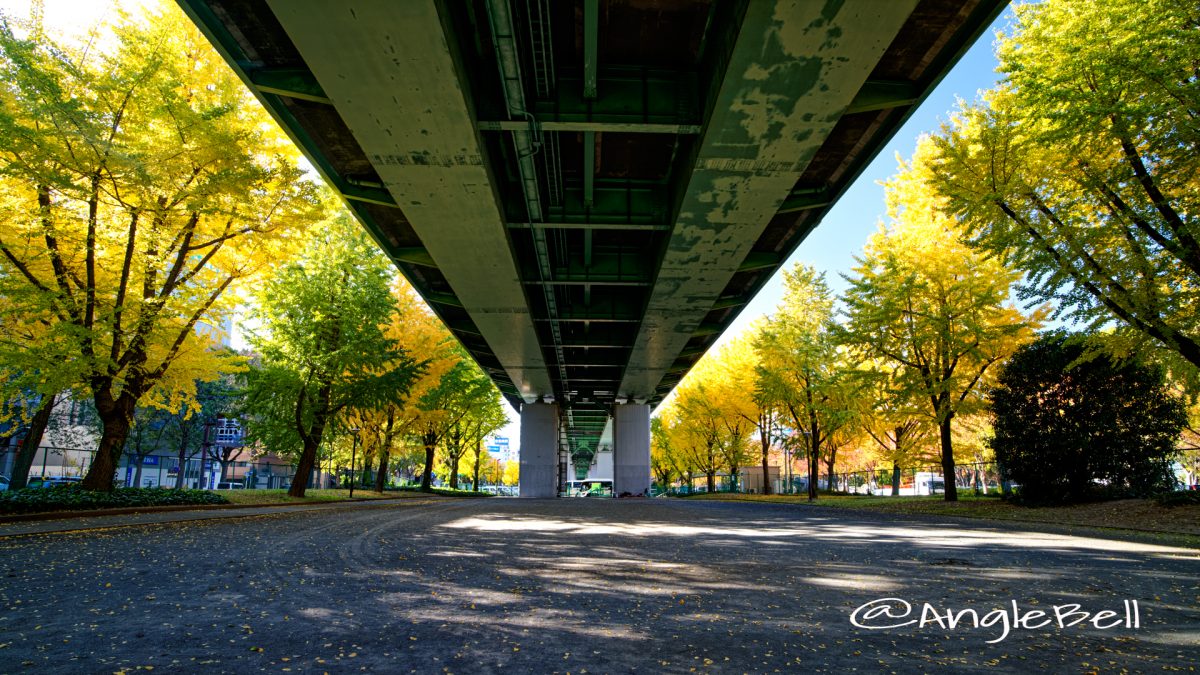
<box><xmin>519</xmin><ymin>403</ymin><xmax>559</xmax><ymax>497</ymax></box>
<box><xmin>613</xmin><ymin>404</ymin><xmax>651</xmax><ymax>497</ymax></box>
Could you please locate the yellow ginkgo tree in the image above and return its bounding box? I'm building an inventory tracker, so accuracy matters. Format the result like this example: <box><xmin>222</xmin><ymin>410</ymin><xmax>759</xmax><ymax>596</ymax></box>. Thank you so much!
<box><xmin>0</xmin><ymin>8</ymin><xmax>321</xmax><ymax>490</ymax></box>
<box><xmin>840</xmin><ymin>140</ymin><xmax>1041</xmax><ymax>501</ymax></box>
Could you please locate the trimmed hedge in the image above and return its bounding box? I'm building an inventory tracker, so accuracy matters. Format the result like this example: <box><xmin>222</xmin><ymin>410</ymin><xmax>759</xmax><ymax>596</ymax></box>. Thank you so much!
<box><xmin>1156</xmin><ymin>490</ymin><xmax>1200</xmax><ymax>508</ymax></box>
<box><xmin>389</xmin><ymin>485</ymin><xmax>492</xmax><ymax>498</ymax></box>
<box><xmin>0</xmin><ymin>485</ymin><xmax>229</xmax><ymax>515</ymax></box>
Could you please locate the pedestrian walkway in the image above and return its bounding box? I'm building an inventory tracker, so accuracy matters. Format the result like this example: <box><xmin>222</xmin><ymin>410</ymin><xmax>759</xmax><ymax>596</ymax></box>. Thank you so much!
<box><xmin>0</xmin><ymin>498</ymin><xmax>1194</xmax><ymax>673</ymax></box>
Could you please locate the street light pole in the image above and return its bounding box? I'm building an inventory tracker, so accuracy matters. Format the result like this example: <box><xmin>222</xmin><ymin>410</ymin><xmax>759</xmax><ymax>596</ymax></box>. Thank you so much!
<box><xmin>199</xmin><ymin>419</ymin><xmax>215</xmax><ymax>490</ymax></box>
<box><xmin>348</xmin><ymin>428</ymin><xmax>360</xmax><ymax>498</ymax></box>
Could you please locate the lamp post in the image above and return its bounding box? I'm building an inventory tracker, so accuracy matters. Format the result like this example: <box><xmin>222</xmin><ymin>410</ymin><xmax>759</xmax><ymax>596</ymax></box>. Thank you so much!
<box><xmin>348</xmin><ymin>428</ymin><xmax>360</xmax><ymax>498</ymax></box>
<box><xmin>198</xmin><ymin>419</ymin><xmax>216</xmax><ymax>489</ymax></box>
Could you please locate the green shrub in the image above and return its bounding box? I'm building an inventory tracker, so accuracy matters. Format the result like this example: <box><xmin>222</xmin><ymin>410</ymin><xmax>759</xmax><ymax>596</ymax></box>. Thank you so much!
<box><xmin>989</xmin><ymin>334</ymin><xmax>1185</xmax><ymax>504</ymax></box>
<box><xmin>1156</xmin><ymin>490</ymin><xmax>1200</xmax><ymax>508</ymax></box>
<box><xmin>0</xmin><ymin>485</ymin><xmax>229</xmax><ymax>514</ymax></box>
<box><xmin>388</xmin><ymin>485</ymin><xmax>492</xmax><ymax>498</ymax></box>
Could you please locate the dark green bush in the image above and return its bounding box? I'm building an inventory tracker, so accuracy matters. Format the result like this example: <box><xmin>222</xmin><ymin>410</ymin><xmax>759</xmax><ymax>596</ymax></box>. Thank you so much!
<box><xmin>388</xmin><ymin>485</ymin><xmax>492</xmax><ymax>498</ymax></box>
<box><xmin>0</xmin><ymin>485</ymin><xmax>229</xmax><ymax>514</ymax></box>
<box><xmin>1156</xmin><ymin>490</ymin><xmax>1200</xmax><ymax>507</ymax></box>
<box><xmin>989</xmin><ymin>333</ymin><xmax>1185</xmax><ymax>505</ymax></box>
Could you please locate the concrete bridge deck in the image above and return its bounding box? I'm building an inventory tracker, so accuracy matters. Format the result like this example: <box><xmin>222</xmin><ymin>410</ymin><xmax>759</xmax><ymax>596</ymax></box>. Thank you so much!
<box><xmin>178</xmin><ymin>0</ymin><xmax>1006</xmax><ymax>492</ymax></box>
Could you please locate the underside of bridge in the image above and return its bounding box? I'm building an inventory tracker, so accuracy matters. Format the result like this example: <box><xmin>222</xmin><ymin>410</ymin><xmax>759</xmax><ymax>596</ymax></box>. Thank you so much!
<box><xmin>180</xmin><ymin>0</ymin><xmax>1005</xmax><ymax>487</ymax></box>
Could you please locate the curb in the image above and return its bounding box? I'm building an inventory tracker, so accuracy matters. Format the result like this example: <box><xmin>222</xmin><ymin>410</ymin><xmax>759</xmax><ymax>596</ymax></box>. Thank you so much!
<box><xmin>0</xmin><ymin>496</ymin><xmax>426</xmax><ymax>526</ymax></box>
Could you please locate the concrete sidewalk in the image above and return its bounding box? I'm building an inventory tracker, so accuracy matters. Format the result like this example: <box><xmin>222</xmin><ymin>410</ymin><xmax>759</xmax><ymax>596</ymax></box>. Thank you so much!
<box><xmin>0</xmin><ymin>496</ymin><xmax>439</xmax><ymax>538</ymax></box>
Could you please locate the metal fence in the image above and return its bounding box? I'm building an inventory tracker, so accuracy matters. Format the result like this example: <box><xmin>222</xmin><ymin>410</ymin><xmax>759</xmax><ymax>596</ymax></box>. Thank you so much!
<box><xmin>0</xmin><ymin>446</ymin><xmax>402</xmax><ymax>490</ymax></box>
<box><xmin>0</xmin><ymin>445</ymin><xmax>492</xmax><ymax>492</ymax></box>
<box><xmin>659</xmin><ymin>461</ymin><xmax>1007</xmax><ymax>497</ymax></box>
<box><xmin>797</xmin><ymin>461</ymin><xmax>1006</xmax><ymax>496</ymax></box>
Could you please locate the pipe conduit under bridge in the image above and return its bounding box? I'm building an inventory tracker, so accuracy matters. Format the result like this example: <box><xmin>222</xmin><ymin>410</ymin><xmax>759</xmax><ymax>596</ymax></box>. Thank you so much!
<box><xmin>177</xmin><ymin>0</ymin><xmax>1006</xmax><ymax>496</ymax></box>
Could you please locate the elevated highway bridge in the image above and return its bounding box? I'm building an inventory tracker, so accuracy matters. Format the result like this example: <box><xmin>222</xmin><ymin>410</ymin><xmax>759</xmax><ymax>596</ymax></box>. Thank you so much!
<box><xmin>179</xmin><ymin>0</ymin><xmax>1005</xmax><ymax>496</ymax></box>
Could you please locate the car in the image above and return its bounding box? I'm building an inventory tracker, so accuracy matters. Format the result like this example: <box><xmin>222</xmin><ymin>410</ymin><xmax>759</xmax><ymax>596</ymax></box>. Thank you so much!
<box><xmin>0</xmin><ymin>476</ymin><xmax>9</xmax><ymax>491</ymax></box>
<box><xmin>214</xmin><ymin>482</ymin><xmax>246</xmax><ymax>490</ymax></box>
<box><xmin>26</xmin><ymin>476</ymin><xmax>82</xmax><ymax>489</ymax></box>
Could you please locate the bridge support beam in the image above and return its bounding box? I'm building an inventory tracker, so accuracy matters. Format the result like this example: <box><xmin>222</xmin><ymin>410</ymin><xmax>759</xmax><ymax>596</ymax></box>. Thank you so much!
<box><xmin>613</xmin><ymin>404</ymin><xmax>651</xmax><ymax>497</ymax></box>
<box><xmin>519</xmin><ymin>403</ymin><xmax>559</xmax><ymax>498</ymax></box>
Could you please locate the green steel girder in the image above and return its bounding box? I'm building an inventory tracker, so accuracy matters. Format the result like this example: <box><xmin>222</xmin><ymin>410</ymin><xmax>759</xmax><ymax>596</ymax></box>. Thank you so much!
<box><xmin>339</xmin><ymin>180</ymin><xmax>399</xmax><ymax>207</ymax></box>
<box><xmin>446</xmin><ymin>319</ymin><xmax>484</xmax><ymax>336</ymax></box>
<box><xmin>583</xmin><ymin>0</ymin><xmax>598</xmax><ymax>99</ymax></box>
<box><xmin>558</xmin><ymin>324</ymin><xmax>635</xmax><ymax>347</ymax></box>
<box><xmin>710</xmin><ymin>296</ymin><xmax>746</xmax><ymax>311</ymax></box>
<box><xmin>737</xmin><ymin>252</ymin><xmax>781</xmax><ymax>273</ymax></box>
<box><xmin>424</xmin><ymin>291</ymin><xmax>464</xmax><ymax>308</ymax></box>
<box><xmin>559</xmin><ymin>353</ymin><xmax>629</xmax><ymax>367</ymax></box>
<box><xmin>583</xmin><ymin>131</ymin><xmax>596</xmax><ymax>206</ymax></box>
<box><xmin>393</xmin><ymin>247</ymin><xmax>438</xmax><ymax>268</ymax></box>
<box><xmin>537</xmin><ymin>184</ymin><xmax>671</xmax><ymax>225</ymax></box>
<box><xmin>554</xmin><ymin>254</ymin><xmax>651</xmax><ymax>282</ymax></box>
<box><xmin>508</xmin><ymin>221</ymin><xmax>669</xmax><ymax>231</ymax></box>
<box><xmin>478</xmin><ymin>119</ymin><xmax>700</xmax><ymax>134</ymax></box>
<box><xmin>536</xmin><ymin>313</ymin><xmax>640</xmax><ymax>323</ymax></box>
<box><xmin>564</xmin><ymin>405</ymin><xmax>609</xmax><ymax>414</ymax></box>
<box><xmin>845</xmin><ymin>79</ymin><xmax>920</xmax><ymax>114</ymax></box>
<box><xmin>246</xmin><ymin>66</ymin><xmax>330</xmax><ymax>104</ymax></box>
<box><xmin>533</xmin><ymin>67</ymin><xmax>700</xmax><ymax>128</ymax></box>
<box><xmin>779</xmin><ymin>185</ymin><xmax>833</xmax><ymax>213</ymax></box>
<box><xmin>560</xmin><ymin>378</ymin><xmax>629</xmax><ymax>384</ymax></box>
<box><xmin>525</xmin><ymin>278</ymin><xmax>650</xmax><ymax>287</ymax></box>
<box><xmin>515</xmin><ymin>249</ymin><xmax>651</xmax><ymax>285</ymax></box>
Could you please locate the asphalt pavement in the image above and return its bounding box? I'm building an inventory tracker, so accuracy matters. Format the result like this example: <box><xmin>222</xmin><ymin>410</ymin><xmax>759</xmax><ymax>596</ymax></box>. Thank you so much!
<box><xmin>0</xmin><ymin>498</ymin><xmax>1195</xmax><ymax>673</ymax></box>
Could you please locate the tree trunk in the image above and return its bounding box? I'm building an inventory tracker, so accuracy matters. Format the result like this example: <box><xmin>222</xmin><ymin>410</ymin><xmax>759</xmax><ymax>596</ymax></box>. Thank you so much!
<box><xmin>173</xmin><ymin>424</ymin><xmax>192</xmax><ymax>489</ymax></box>
<box><xmin>939</xmin><ymin>414</ymin><xmax>958</xmax><ymax>502</ymax></box>
<box><xmin>374</xmin><ymin>408</ymin><xmax>395</xmax><ymax>493</ymax></box>
<box><xmin>759</xmin><ymin>426</ymin><xmax>772</xmax><ymax>495</ymax></box>
<box><xmin>374</xmin><ymin>450</ymin><xmax>390</xmax><ymax>493</ymax></box>
<box><xmin>891</xmin><ymin>460</ymin><xmax>901</xmax><ymax>496</ymax></box>
<box><xmin>289</xmin><ymin>435</ymin><xmax>321</xmax><ymax>497</ymax></box>
<box><xmin>706</xmin><ymin>471</ymin><xmax>715</xmax><ymax>493</ymax></box>
<box><xmin>82</xmin><ymin>395</ymin><xmax>136</xmax><ymax>491</ymax></box>
<box><xmin>420</xmin><ymin>443</ymin><xmax>436</xmax><ymax>491</ymax></box>
<box><xmin>132</xmin><ymin>455</ymin><xmax>144</xmax><ymax>488</ymax></box>
<box><xmin>808</xmin><ymin>449</ymin><xmax>818</xmax><ymax>500</ymax></box>
<box><xmin>9</xmin><ymin>393</ymin><xmax>57</xmax><ymax>490</ymax></box>
<box><xmin>449</xmin><ymin>453</ymin><xmax>460</xmax><ymax>490</ymax></box>
<box><xmin>289</xmin><ymin>381</ymin><xmax>332</xmax><ymax>498</ymax></box>
<box><xmin>807</xmin><ymin>427</ymin><xmax>820</xmax><ymax>501</ymax></box>
<box><xmin>471</xmin><ymin>444</ymin><xmax>483</xmax><ymax>491</ymax></box>
<box><xmin>825</xmin><ymin>447</ymin><xmax>837</xmax><ymax>494</ymax></box>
